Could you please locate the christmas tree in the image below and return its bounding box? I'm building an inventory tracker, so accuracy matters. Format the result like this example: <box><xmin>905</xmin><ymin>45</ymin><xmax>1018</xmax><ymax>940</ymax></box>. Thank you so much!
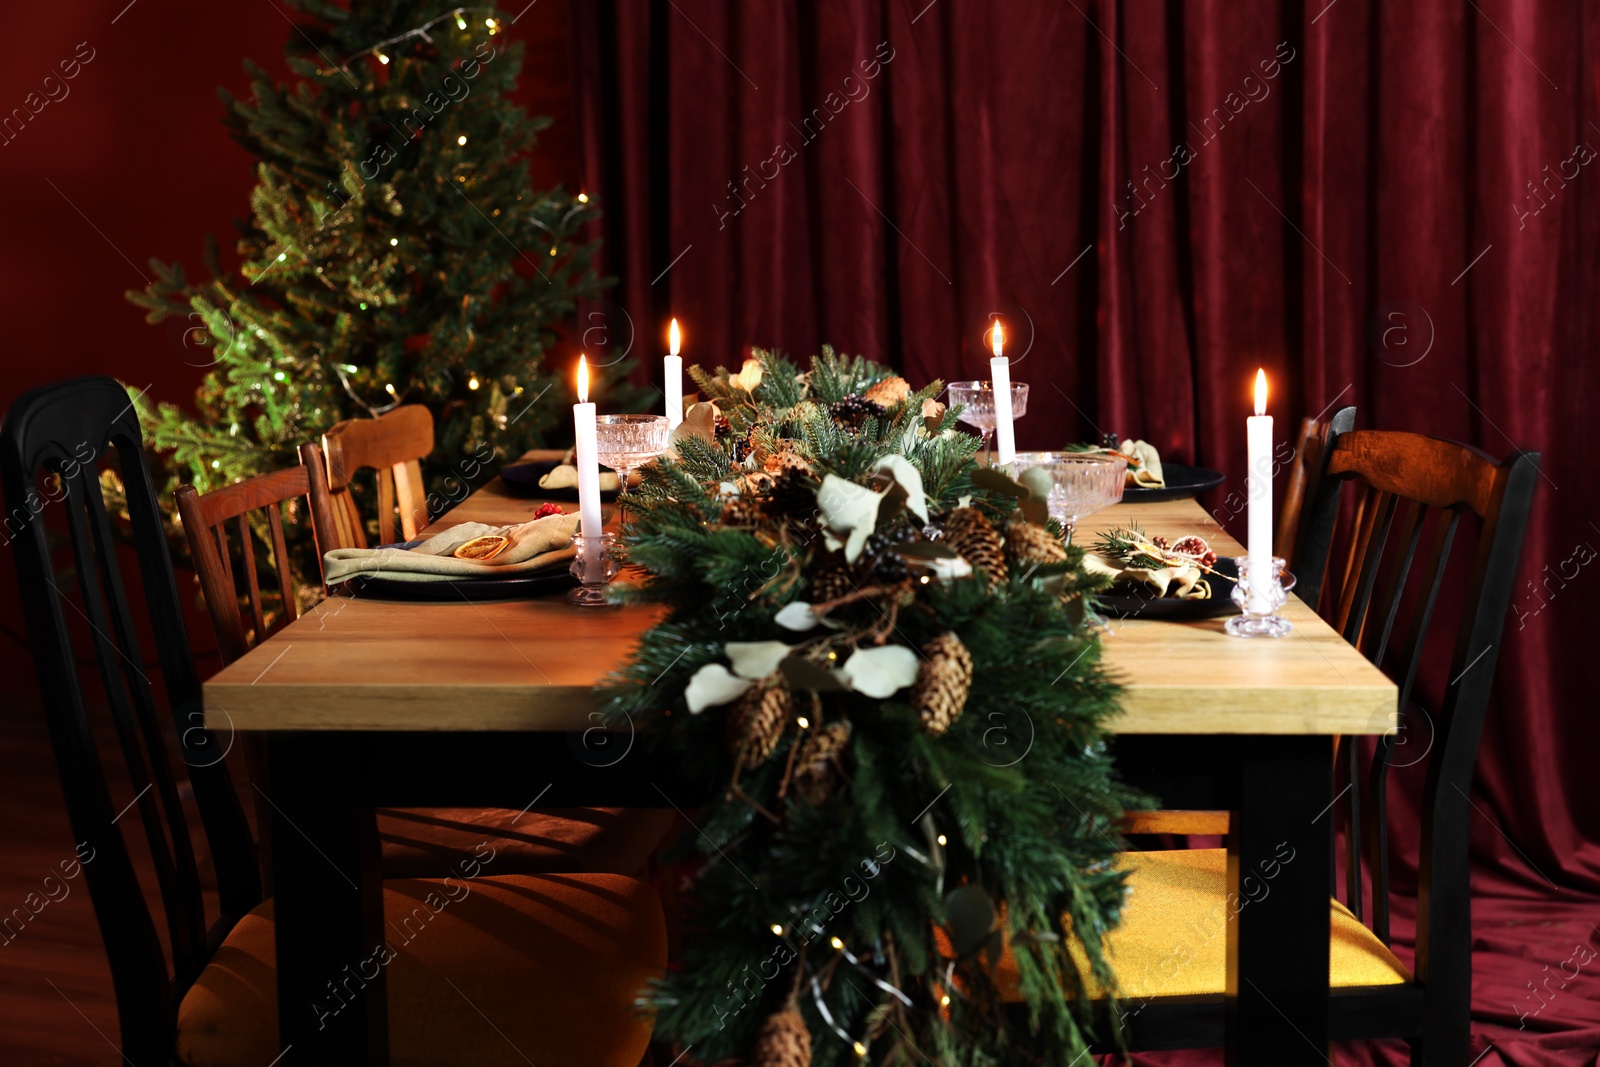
<box><xmin>128</xmin><ymin>1</ymin><xmax>634</xmax><ymax>511</ymax></box>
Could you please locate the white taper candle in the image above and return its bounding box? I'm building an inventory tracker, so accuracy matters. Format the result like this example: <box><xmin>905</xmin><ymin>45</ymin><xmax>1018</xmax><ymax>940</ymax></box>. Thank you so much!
<box><xmin>1246</xmin><ymin>368</ymin><xmax>1273</xmax><ymax>612</ymax></box>
<box><xmin>989</xmin><ymin>321</ymin><xmax>1015</xmax><ymax>465</ymax></box>
<box><xmin>665</xmin><ymin>318</ymin><xmax>684</xmax><ymax>429</ymax></box>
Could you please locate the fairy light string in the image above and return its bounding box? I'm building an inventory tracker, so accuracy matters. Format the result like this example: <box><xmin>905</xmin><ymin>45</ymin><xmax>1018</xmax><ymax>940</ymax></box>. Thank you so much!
<box><xmin>316</xmin><ymin>7</ymin><xmax>503</xmax><ymax>74</ymax></box>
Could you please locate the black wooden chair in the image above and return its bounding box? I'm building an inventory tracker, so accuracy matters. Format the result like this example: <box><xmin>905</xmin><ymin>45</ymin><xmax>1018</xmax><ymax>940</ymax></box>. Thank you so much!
<box><xmin>1048</xmin><ymin>430</ymin><xmax>1537</xmax><ymax>1062</ymax></box>
<box><xmin>2</xmin><ymin>377</ymin><xmax>667</xmax><ymax>1065</ymax></box>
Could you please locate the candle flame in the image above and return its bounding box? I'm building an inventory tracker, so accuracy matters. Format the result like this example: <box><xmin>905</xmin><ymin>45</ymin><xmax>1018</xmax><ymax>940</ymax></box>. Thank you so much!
<box><xmin>578</xmin><ymin>355</ymin><xmax>590</xmax><ymax>403</ymax></box>
<box><xmin>1254</xmin><ymin>368</ymin><xmax>1268</xmax><ymax>416</ymax></box>
<box><xmin>669</xmin><ymin>317</ymin><xmax>681</xmax><ymax>356</ymax></box>
<box><xmin>990</xmin><ymin>320</ymin><xmax>1005</xmax><ymax>358</ymax></box>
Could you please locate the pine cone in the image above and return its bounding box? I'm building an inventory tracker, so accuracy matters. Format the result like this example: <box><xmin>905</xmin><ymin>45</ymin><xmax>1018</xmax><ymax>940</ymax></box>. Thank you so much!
<box><xmin>769</xmin><ymin>467</ymin><xmax>817</xmax><ymax>517</ymax></box>
<box><xmin>863</xmin><ymin>375</ymin><xmax>912</xmax><ymax>408</ymax></box>
<box><xmin>750</xmin><ymin>1007</ymin><xmax>811</xmax><ymax>1067</ymax></box>
<box><xmin>791</xmin><ymin>720</ymin><xmax>852</xmax><ymax>805</ymax></box>
<box><xmin>911</xmin><ymin>631</ymin><xmax>973</xmax><ymax>736</ymax></box>
<box><xmin>1004</xmin><ymin>520</ymin><xmax>1069</xmax><ymax>567</ymax></box>
<box><xmin>727</xmin><ymin>682</ymin><xmax>792</xmax><ymax>768</ymax></box>
<box><xmin>809</xmin><ymin>567</ymin><xmax>857</xmax><ymax>604</ymax></box>
<box><xmin>942</xmin><ymin>508</ymin><xmax>1009</xmax><ymax>585</ymax></box>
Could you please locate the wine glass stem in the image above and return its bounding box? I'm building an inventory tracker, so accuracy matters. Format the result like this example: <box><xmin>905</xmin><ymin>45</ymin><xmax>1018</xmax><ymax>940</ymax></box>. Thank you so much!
<box><xmin>614</xmin><ymin>465</ymin><xmax>632</xmax><ymax>526</ymax></box>
<box><xmin>983</xmin><ymin>429</ymin><xmax>994</xmax><ymax>466</ymax></box>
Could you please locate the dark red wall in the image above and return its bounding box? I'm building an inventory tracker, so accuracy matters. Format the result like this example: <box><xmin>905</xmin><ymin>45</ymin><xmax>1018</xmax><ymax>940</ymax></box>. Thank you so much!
<box><xmin>0</xmin><ymin>0</ymin><xmax>580</xmax><ymax>680</ymax></box>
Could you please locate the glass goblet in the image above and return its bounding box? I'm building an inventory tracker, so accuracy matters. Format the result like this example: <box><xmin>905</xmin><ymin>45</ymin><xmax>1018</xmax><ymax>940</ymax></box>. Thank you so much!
<box><xmin>1010</xmin><ymin>451</ymin><xmax>1128</xmax><ymax>546</ymax></box>
<box><xmin>594</xmin><ymin>414</ymin><xmax>672</xmax><ymax>522</ymax></box>
<box><xmin>947</xmin><ymin>381</ymin><xmax>1030</xmax><ymax>464</ymax></box>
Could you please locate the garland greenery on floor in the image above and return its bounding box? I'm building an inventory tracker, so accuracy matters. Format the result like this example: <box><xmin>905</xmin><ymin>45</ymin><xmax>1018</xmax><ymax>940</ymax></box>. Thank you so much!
<box><xmin>603</xmin><ymin>348</ymin><xmax>1146</xmax><ymax>1066</ymax></box>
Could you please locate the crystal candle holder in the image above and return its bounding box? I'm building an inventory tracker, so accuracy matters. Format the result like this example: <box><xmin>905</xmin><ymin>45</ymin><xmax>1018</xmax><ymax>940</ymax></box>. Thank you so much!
<box><xmin>568</xmin><ymin>533</ymin><xmax>622</xmax><ymax>607</ymax></box>
<box><xmin>1225</xmin><ymin>555</ymin><xmax>1294</xmax><ymax>638</ymax></box>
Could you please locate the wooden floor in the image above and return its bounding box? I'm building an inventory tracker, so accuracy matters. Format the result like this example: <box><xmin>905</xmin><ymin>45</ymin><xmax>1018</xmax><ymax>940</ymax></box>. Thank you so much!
<box><xmin>0</xmin><ymin>694</ymin><xmax>234</xmax><ymax>1066</ymax></box>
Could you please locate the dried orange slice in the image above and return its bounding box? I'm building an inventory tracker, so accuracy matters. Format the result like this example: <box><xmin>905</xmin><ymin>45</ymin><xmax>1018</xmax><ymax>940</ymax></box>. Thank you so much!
<box><xmin>452</xmin><ymin>534</ymin><xmax>510</xmax><ymax>561</ymax></box>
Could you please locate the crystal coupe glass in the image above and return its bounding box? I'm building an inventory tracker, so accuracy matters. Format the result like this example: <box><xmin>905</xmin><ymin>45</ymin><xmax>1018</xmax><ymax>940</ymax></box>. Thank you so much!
<box><xmin>593</xmin><ymin>414</ymin><xmax>672</xmax><ymax>522</ymax></box>
<box><xmin>947</xmin><ymin>381</ymin><xmax>1029</xmax><ymax>464</ymax></box>
<box><xmin>1009</xmin><ymin>451</ymin><xmax>1128</xmax><ymax>545</ymax></box>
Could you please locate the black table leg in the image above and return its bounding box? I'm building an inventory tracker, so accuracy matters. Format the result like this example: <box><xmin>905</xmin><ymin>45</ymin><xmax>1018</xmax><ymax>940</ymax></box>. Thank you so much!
<box><xmin>1226</xmin><ymin>734</ymin><xmax>1333</xmax><ymax>1066</ymax></box>
<box><xmin>267</xmin><ymin>733</ymin><xmax>388</xmax><ymax>1066</ymax></box>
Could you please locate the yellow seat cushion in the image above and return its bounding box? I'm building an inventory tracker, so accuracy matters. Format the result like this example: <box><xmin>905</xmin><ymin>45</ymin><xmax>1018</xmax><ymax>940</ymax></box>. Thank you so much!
<box><xmin>176</xmin><ymin>873</ymin><xmax>665</xmax><ymax>1067</ymax></box>
<box><xmin>1069</xmin><ymin>849</ymin><xmax>1410</xmax><ymax>998</ymax></box>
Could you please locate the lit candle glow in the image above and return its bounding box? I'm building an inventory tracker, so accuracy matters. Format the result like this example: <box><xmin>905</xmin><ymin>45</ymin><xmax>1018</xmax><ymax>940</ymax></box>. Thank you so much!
<box><xmin>665</xmin><ymin>318</ymin><xmax>684</xmax><ymax>428</ymax></box>
<box><xmin>989</xmin><ymin>319</ymin><xmax>1016</xmax><ymax>465</ymax></box>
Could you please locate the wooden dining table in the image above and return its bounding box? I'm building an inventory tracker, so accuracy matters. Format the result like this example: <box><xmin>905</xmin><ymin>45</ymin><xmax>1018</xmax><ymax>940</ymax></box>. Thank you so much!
<box><xmin>204</xmin><ymin>450</ymin><xmax>1397</xmax><ymax>1067</ymax></box>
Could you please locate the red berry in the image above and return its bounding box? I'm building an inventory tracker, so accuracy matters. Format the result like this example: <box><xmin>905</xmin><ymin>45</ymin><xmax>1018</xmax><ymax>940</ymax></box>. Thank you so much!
<box><xmin>534</xmin><ymin>502</ymin><xmax>565</xmax><ymax>519</ymax></box>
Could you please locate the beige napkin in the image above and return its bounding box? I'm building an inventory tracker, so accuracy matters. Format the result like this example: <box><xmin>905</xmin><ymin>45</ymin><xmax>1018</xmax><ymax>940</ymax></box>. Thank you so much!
<box><xmin>1118</xmin><ymin>439</ymin><xmax>1165</xmax><ymax>487</ymax></box>
<box><xmin>324</xmin><ymin>513</ymin><xmax>581</xmax><ymax>585</ymax></box>
<box><xmin>538</xmin><ymin>464</ymin><xmax>620</xmax><ymax>491</ymax></box>
<box><xmin>1085</xmin><ymin>552</ymin><xmax>1210</xmax><ymax>600</ymax></box>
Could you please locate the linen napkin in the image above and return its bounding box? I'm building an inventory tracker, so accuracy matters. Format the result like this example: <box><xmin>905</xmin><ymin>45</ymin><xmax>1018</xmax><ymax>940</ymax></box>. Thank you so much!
<box><xmin>323</xmin><ymin>512</ymin><xmax>581</xmax><ymax>585</ymax></box>
<box><xmin>1084</xmin><ymin>552</ymin><xmax>1210</xmax><ymax>600</ymax></box>
<box><xmin>1118</xmin><ymin>439</ymin><xmax>1165</xmax><ymax>488</ymax></box>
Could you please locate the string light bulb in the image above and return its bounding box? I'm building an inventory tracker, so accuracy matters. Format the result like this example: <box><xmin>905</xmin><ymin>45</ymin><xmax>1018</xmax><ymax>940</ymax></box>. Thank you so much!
<box><xmin>468</xmin><ymin>376</ymin><xmax>480</xmax><ymax>390</ymax></box>
<box><xmin>937</xmin><ymin>834</ymin><xmax>948</xmax><ymax>846</ymax></box>
<box><xmin>485</xmin><ymin>16</ymin><xmax>498</xmax><ymax>32</ymax></box>
<box><xmin>830</xmin><ymin>936</ymin><xmax>844</xmax><ymax>950</ymax></box>
<box><xmin>385</xmin><ymin>383</ymin><xmax>397</xmax><ymax>396</ymax></box>
<box><xmin>577</xmin><ymin>192</ymin><xmax>589</xmax><ymax>203</ymax></box>
<box><xmin>376</xmin><ymin>51</ymin><xmax>390</xmax><ymax>64</ymax></box>
<box><xmin>455</xmin><ymin>10</ymin><xmax>467</xmax><ymax>29</ymax></box>
<box><xmin>769</xmin><ymin>923</ymin><xmax>784</xmax><ymax>936</ymax></box>
<box><xmin>853</xmin><ymin>1042</ymin><xmax>868</xmax><ymax>1058</ymax></box>
<box><xmin>389</xmin><ymin>237</ymin><xmax>398</xmax><ymax>246</ymax></box>
<box><xmin>457</xmin><ymin>134</ymin><xmax>468</xmax><ymax>146</ymax></box>
<box><xmin>549</xmin><ymin>246</ymin><xmax>558</xmax><ymax>256</ymax></box>
<box><xmin>796</xmin><ymin>716</ymin><xmax>810</xmax><ymax>729</ymax></box>
<box><xmin>940</xmin><ymin>994</ymin><xmax>951</xmax><ymax>1007</ymax></box>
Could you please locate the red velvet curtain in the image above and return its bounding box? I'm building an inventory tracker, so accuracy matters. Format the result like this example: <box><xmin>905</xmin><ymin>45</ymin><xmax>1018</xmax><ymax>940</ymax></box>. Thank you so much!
<box><xmin>571</xmin><ymin>2</ymin><xmax>1600</xmax><ymax>1062</ymax></box>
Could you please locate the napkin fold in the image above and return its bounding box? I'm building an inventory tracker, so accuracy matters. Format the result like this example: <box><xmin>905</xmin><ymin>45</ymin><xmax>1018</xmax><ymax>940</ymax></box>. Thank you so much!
<box><xmin>323</xmin><ymin>513</ymin><xmax>581</xmax><ymax>585</ymax></box>
<box><xmin>1118</xmin><ymin>439</ymin><xmax>1165</xmax><ymax>487</ymax></box>
<box><xmin>538</xmin><ymin>464</ymin><xmax>620</xmax><ymax>491</ymax></box>
<box><xmin>1085</xmin><ymin>552</ymin><xmax>1210</xmax><ymax>600</ymax></box>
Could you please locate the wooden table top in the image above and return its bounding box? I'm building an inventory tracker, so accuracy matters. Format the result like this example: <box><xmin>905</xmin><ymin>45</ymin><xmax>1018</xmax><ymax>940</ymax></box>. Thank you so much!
<box><xmin>204</xmin><ymin>452</ymin><xmax>1396</xmax><ymax>736</ymax></box>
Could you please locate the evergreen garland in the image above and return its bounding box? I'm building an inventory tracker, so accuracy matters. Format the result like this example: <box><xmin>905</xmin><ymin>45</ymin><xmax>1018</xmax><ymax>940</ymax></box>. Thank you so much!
<box><xmin>604</xmin><ymin>349</ymin><xmax>1147</xmax><ymax>1065</ymax></box>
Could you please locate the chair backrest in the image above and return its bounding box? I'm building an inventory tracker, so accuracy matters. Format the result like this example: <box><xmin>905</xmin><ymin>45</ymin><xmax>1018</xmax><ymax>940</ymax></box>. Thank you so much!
<box><xmin>315</xmin><ymin>405</ymin><xmax>434</xmax><ymax>548</ymax></box>
<box><xmin>1279</xmin><ymin>404</ymin><xmax>1356</xmax><ymax>610</ymax></box>
<box><xmin>1303</xmin><ymin>429</ymin><xmax>1537</xmax><ymax>980</ymax></box>
<box><xmin>0</xmin><ymin>377</ymin><xmax>259</xmax><ymax>1063</ymax></box>
<box><xmin>175</xmin><ymin>465</ymin><xmax>319</xmax><ymax>665</ymax></box>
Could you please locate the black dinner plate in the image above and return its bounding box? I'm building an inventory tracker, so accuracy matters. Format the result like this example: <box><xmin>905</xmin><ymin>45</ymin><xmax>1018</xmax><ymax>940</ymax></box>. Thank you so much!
<box><xmin>341</xmin><ymin>539</ymin><xmax>578</xmax><ymax>601</ymax></box>
<box><xmin>500</xmin><ymin>460</ymin><xmax>622</xmax><ymax>501</ymax></box>
<box><xmin>1121</xmin><ymin>462</ymin><xmax>1226</xmax><ymax>502</ymax></box>
<box><xmin>1093</xmin><ymin>555</ymin><xmax>1238</xmax><ymax>620</ymax></box>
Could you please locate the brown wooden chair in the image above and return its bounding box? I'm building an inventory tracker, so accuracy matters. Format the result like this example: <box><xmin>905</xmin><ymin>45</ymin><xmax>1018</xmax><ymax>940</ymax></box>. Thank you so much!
<box><xmin>179</xmin><ymin>461</ymin><xmax>673</xmax><ymax>882</ymax></box>
<box><xmin>310</xmin><ymin>404</ymin><xmax>434</xmax><ymax>551</ymax></box>
<box><xmin>1078</xmin><ymin>432</ymin><xmax>1539</xmax><ymax>1061</ymax></box>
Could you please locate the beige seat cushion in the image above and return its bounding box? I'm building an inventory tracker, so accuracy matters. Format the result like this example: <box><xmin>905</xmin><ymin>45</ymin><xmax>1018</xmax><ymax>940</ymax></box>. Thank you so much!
<box><xmin>377</xmin><ymin>807</ymin><xmax>676</xmax><ymax>878</ymax></box>
<box><xmin>177</xmin><ymin>873</ymin><xmax>665</xmax><ymax>1067</ymax></box>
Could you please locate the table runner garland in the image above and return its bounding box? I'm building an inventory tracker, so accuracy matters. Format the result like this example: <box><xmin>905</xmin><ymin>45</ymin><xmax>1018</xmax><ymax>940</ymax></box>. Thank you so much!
<box><xmin>603</xmin><ymin>348</ymin><xmax>1147</xmax><ymax>1065</ymax></box>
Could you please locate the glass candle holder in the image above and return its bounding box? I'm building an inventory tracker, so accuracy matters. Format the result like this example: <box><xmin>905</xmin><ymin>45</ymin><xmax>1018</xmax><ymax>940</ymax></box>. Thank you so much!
<box><xmin>568</xmin><ymin>533</ymin><xmax>622</xmax><ymax>607</ymax></box>
<box><xmin>1225</xmin><ymin>555</ymin><xmax>1294</xmax><ymax>638</ymax></box>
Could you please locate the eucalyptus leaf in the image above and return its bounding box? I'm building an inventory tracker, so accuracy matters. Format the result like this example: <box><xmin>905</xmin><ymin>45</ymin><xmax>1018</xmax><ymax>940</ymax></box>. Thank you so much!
<box><xmin>875</xmin><ymin>454</ymin><xmax>929</xmax><ymax>522</ymax></box>
<box><xmin>773</xmin><ymin>601</ymin><xmax>819</xmax><ymax>631</ymax></box>
<box><xmin>839</xmin><ymin>644</ymin><xmax>920</xmax><ymax>698</ymax></box>
<box><xmin>684</xmin><ymin>663</ymin><xmax>752</xmax><ymax>713</ymax></box>
<box><xmin>1017</xmin><ymin>465</ymin><xmax>1054</xmax><ymax>501</ymax></box>
<box><xmin>944</xmin><ymin>883</ymin><xmax>998</xmax><ymax>957</ymax></box>
<box><xmin>817</xmin><ymin>474</ymin><xmax>885</xmax><ymax>563</ymax></box>
<box><xmin>726</xmin><ymin>640</ymin><xmax>792</xmax><ymax>680</ymax></box>
<box><xmin>970</xmin><ymin>467</ymin><xmax>1029</xmax><ymax>499</ymax></box>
